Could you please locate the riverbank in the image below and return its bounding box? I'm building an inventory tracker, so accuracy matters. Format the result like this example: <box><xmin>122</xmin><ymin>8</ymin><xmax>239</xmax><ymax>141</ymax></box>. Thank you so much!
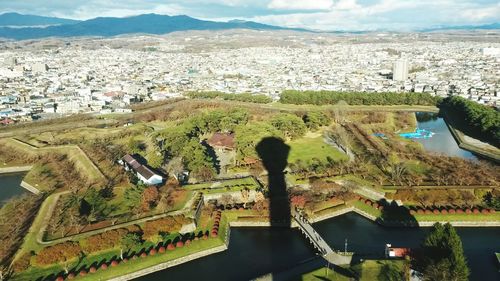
<box><xmin>107</xmin><ymin>244</ymin><xmax>228</xmax><ymax>281</ymax></box>
<box><xmin>0</xmin><ymin>165</ymin><xmax>32</xmax><ymax>174</ymax></box>
<box><xmin>442</xmin><ymin>115</ymin><xmax>500</xmax><ymax>163</ymax></box>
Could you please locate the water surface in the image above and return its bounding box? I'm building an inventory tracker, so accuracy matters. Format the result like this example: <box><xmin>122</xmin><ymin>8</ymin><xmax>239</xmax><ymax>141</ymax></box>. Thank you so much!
<box><xmin>138</xmin><ymin>213</ymin><xmax>500</xmax><ymax>281</ymax></box>
<box><xmin>0</xmin><ymin>172</ymin><xmax>26</xmax><ymax>207</ymax></box>
<box><xmin>414</xmin><ymin>112</ymin><xmax>478</xmax><ymax>160</ymax></box>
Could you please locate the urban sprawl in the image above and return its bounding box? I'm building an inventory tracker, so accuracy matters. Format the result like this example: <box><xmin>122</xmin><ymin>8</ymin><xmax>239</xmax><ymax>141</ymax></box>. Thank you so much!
<box><xmin>0</xmin><ymin>32</ymin><xmax>499</xmax><ymax>124</ymax></box>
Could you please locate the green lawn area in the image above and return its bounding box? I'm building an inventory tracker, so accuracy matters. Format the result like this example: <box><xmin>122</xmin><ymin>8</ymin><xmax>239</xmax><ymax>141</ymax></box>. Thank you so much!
<box><xmin>352</xmin><ymin>259</ymin><xmax>407</xmax><ymax>281</ymax></box>
<box><xmin>287</xmin><ymin>135</ymin><xmax>348</xmax><ymax>164</ymax></box>
<box><xmin>350</xmin><ymin>201</ymin><xmax>382</xmax><ymax>217</ymax></box>
<box><xmin>288</xmin><ymin>267</ymin><xmax>352</xmax><ymax>281</ymax></box>
<box><xmin>183</xmin><ymin>177</ymin><xmax>260</xmax><ymax>194</ymax></box>
<box><xmin>414</xmin><ymin>212</ymin><xmax>500</xmax><ymax>222</ymax></box>
<box><xmin>14</xmin><ymin>192</ymin><xmax>62</xmax><ymax>260</ymax></box>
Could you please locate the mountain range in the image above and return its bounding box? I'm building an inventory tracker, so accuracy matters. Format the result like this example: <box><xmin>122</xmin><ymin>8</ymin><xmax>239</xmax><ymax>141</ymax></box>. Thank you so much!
<box><xmin>0</xmin><ymin>13</ymin><xmax>305</xmax><ymax>40</ymax></box>
<box><xmin>0</xmin><ymin>12</ymin><xmax>498</xmax><ymax>40</ymax></box>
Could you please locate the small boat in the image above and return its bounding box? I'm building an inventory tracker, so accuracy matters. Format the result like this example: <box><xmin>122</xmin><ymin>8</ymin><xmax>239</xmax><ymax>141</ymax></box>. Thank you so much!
<box><xmin>399</xmin><ymin>128</ymin><xmax>434</xmax><ymax>139</ymax></box>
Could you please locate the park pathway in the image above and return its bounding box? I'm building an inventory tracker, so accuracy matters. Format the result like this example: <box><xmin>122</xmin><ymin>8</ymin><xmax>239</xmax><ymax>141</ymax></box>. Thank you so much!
<box><xmin>292</xmin><ymin>208</ymin><xmax>352</xmax><ymax>265</ymax></box>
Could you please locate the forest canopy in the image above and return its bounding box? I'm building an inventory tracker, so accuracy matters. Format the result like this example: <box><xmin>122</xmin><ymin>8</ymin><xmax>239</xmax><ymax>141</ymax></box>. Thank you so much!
<box><xmin>279</xmin><ymin>91</ymin><xmax>441</xmax><ymax>106</ymax></box>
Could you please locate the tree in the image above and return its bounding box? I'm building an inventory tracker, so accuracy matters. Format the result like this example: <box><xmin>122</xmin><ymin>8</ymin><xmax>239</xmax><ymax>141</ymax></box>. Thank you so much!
<box><xmin>290</xmin><ymin>195</ymin><xmax>307</xmax><ymax>209</ymax></box>
<box><xmin>141</xmin><ymin>186</ymin><xmax>159</xmax><ymax>211</ymax></box>
<box><xmin>120</xmin><ymin>232</ymin><xmax>142</xmax><ymax>260</ymax></box>
<box><xmin>303</xmin><ymin>111</ymin><xmax>331</xmax><ymax>130</ymax></box>
<box><xmin>241</xmin><ymin>188</ymin><xmax>250</xmax><ymax>208</ymax></box>
<box><xmin>270</xmin><ymin>113</ymin><xmax>307</xmax><ymax>140</ymax></box>
<box><xmin>418</xmin><ymin>223</ymin><xmax>469</xmax><ymax>281</ymax></box>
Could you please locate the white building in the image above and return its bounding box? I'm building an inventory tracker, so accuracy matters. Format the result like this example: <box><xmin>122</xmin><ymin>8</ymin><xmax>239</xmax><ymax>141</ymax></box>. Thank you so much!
<box><xmin>393</xmin><ymin>59</ymin><xmax>409</xmax><ymax>81</ymax></box>
<box><xmin>119</xmin><ymin>154</ymin><xmax>163</xmax><ymax>185</ymax></box>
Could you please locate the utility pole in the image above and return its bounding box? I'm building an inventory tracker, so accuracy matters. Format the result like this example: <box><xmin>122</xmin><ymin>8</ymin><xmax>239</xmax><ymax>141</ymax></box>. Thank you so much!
<box><xmin>345</xmin><ymin>238</ymin><xmax>348</xmax><ymax>255</ymax></box>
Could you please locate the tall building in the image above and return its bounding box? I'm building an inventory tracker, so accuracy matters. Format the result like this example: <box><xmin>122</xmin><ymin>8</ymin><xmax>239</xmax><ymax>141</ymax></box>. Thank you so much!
<box><xmin>393</xmin><ymin>59</ymin><xmax>409</xmax><ymax>81</ymax></box>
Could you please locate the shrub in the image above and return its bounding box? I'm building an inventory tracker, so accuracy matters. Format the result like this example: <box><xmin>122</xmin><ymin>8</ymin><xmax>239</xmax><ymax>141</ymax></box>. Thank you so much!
<box><xmin>123</xmin><ymin>258</ymin><xmax>128</xmax><ymax>263</ymax></box>
<box><xmin>185</xmin><ymin>240</ymin><xmax>191</xmax><ymax>246</ymax></box>
<box><xmin>472</xmin><ymin>209</ymin><xmax>480</xmax><ymax>214</ymax></box>
<box><xmin>149</xmin><ymin>249</ymin><xmax>157</xmax><ymax>255</ymax></box>
<box><xmin>111</xmin><ymin>260</ymin><xmax>119</xmax><ymax>267</ymax></box>
<box><xmin>449</xmin><ymin>209</ymin><xmax>456</xmax><ymax>214</ymax></box>
<box><xmin>409</xmin><ymin>210</ymin><xmax>416</xmax><ymax>215</ymax></box>
<box><xmin>89</xmin><ymin>266</ymin><xmax>97</xmax><ymax>273</ymax></box>
<box><xmin>159</xmin><ymin>246</ymin><xmax>166</xmax><ymax>253</ymax></box>
<box><xmin>489</xmin><ymin>209</ymin><xmax>496</xmax><ymax>214</ymax></box>
<box><xmin>12</xmin><ymin>252</ymin><xmax>32</xmax><ymax>273</ymax></box>
<box><xmin>79</xmin><ymin>270</ymin><xmax>87</xmax><ymax>276</ymax></box>
<box><xmin>132</xmin><ymin>255</ymin><xmax>138</xmax><ymax>260</ymax></box>
<box><xmin>481</xmin><ymin>209</ymin><xmax>489</xmax><ymax>214</ymax></box>
<box><xmin>441</xmin><ymin>209</ymin><xmax>448</xmax><ymax>214</ymax></box>
<box><xmin>167</xmin><ymin>244</ymin><xmax>175</xmax><ymax>251</ymax></box>
<box><xmin>35</xmin><ymin>242</ymin><xmax>82</xmax><ymax>266</ymax></box>
<box><xmin>67</xmin><ymin>273</ymin><xmax>75</xmax><ymax>279</ymax></box>
<box><xmin>140</xmin><ymin>252</ymin><xmax>147</xmax><ymax>258</ymax></box>
<box><xmin>101</xmin><ymin>263</ymin><xmax>108</xmax><ymax>270</ymax></box>
<box><xmin>176</xmin><ymin>241</ymin><xmax>184</xmax><ymax>248</ymax></box>
<box><xmin>456</xmin><ymin>209</ymin><xmax>464</xmax><ymax>214</ymax></box>
<box><xmin>425</xmin><ymin>209</ymin><xmax>432</xmax><ymax>214</ymax></box>
<box><xmin>202</xmin><ymin>234</ymin><xmax>208</xmax><ymax>240</ymax></box>
<box><xmin>417</xmin><ymin>209</ymin><xmax>425</xmax><ymax>215</ymax></box>
<box><xmin>465</xmin><ymin>209</ymin><xmax>472</xmax><ymax>214</ymax></box>
<box><xmin>142</xmin><ymin>215</ymin><xmax>191</xmax><ymax>240</ymax></box>
<box><xmin>433</xmin><ymin>209</ymin><xmax>440</xmax><ymax>215</ymax></box>
<box><xmin>81</xmin><ymin>228</ymin><xmax>129</xmax><ymax>253</ymax></box>
<box><xmin>55</xmin><ymin>277</ymin><xmax>64</xmax><ymax>281</ymax></box>
<box><xmin>364</xmin><ymin>199</ymin><xmax>372</xmax><ymax>205</ymax></box>
<box><xmin>373</xmin><ymin>203</ymin><xmax>379</xmax><ymax>209</ymax></box>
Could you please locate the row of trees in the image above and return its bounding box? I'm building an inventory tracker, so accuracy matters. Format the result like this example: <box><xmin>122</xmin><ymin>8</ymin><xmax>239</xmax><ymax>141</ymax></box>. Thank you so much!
<box><xmin>439</xmin><ymin>96</ymin><xmax>500</xmax><ymax>146</ymax></box>
<box><xmin>187</xmin><ymin>91</ymin><xmax>272</xmax><ymax>104</ymax></box>
<box><xmin>0</xmin><ymin>194</ymin><xmax>43</xmax><ymax>268</ymax></box>
<box><xmin>280</xmin><ymin>91</ymin><xmax>441</xmax><ymax>106</ymax></box>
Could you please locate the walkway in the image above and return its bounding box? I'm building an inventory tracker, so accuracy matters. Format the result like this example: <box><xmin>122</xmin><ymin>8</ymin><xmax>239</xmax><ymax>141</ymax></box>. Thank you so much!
<box><xmin>291</xmin><ymin>208</ymin><xmax>352</xmax><ymax>265</ymax></box>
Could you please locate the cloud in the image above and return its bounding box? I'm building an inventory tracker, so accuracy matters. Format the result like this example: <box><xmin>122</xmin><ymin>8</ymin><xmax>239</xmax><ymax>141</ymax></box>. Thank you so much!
<box><xmin>268</xmin><ymin>0</ymin><xmax>333</xmax><ymax>10</ymax></box>
<box><xmin>0</xmin><ymin>0</ymin><xmax>499</xmax><ymax>30</ymax></box>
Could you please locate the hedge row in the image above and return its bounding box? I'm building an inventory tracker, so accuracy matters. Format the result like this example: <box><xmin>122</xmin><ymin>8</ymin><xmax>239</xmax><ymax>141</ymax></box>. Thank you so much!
<box><xmin>409</xmin><ymin>207</ymin><xmax>496</xmax><ymax>215</ymax></box>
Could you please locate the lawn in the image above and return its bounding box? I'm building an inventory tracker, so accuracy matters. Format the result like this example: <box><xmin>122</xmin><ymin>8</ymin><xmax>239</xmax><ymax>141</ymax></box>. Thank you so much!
<box><xmin>287</xmin><ymin>135</ymin><xmax>348</xmax><ymax>164</ymax></box>
<box><xmin>183</xmin><ymin>176</ymin><xmax>260</xmax><ymax>194</ymax></box>
<box><xmin>288</xmin><ymin>267</ymin><xmax>352</xmax><ymax>281</ymax></box>
<box><xmin>352</xmin><ymin>259</ymin><xmax>407</xmax><ymax>281</ymax></box>
<box><xmin>414</xmin><ymin>212</ymin><xmax>500</xmax><ymax>222</ymax></box>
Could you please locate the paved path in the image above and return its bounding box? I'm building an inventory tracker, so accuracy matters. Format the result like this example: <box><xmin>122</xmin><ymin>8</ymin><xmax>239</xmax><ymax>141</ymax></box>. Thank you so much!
<box><xmin>292</xmin><ymin>208</ymin><xmax>352</xmax><ymax>265</ymax></box>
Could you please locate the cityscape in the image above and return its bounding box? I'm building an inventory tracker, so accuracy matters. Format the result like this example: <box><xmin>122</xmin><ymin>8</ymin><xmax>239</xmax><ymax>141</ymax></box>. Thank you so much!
<box><xmin>0</xmin><ymin>1</ymin><xmax>499</xmax><ymax>281</ymax></box>
<box><xmin>1</xmin><ymin>32</ymin><xmax>499</xmax><ymax>123</ymax></box>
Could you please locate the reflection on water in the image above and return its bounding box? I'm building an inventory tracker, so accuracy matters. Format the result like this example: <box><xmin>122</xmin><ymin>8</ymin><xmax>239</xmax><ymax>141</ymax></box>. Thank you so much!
<box><xmin>0</xmin><ymin>173</ymin><xmax>26</xmax><ymax>207</ymax></box>
<box><xmin>138</xmin><ymin>213</ymin><xmax>500</xmax><ymax>281</ymax></box>
<box><xmin>414</xmin><ymin>112</ymin><xmax>477</xmax><ymax>160</ymax></box>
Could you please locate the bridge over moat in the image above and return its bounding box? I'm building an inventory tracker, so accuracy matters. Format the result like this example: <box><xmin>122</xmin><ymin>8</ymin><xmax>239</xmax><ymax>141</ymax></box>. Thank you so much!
<box><xmin>292</xmin><ymin>208</ymin><xmax>353</xmax><ymax>265</ymax></box>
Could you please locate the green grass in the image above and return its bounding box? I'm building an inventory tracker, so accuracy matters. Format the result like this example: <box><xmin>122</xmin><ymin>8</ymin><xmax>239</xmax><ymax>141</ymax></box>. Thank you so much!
<box><xmin>287</xmin><ymin>135</ymin><xmax>348</xmax><ymax>164</ymax></box>
<box><xmin>183</xmin><ymin>177</ymin><xmax>260</xmax><ymax>194</ymax></box>
<box><xmin>14</xmin><ymin>192</ymin><xmax>61</xmax><ymax>260</ymax></box>
<box><xmin>352</xmin><ymin>259</ymin><xmax>406</xmax><ymax>281</ymax></box>
<box><xmin>350</xmin><ymin>201</ymin><xmax>382</xmax><ymax>218</ymax></box>
<box><xmin>288</xmin><ymin>267</ymin><xmax>352</xmax><ymax>281</ymax></box>
<box><xmin>414</xmin><ymin>212</ymin><xmax>500</xmax><ymax>222</ymax></box>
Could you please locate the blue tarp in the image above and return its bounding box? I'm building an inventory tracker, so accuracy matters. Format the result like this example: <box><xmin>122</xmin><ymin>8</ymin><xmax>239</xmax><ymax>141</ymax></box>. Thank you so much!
<box><xmin>399</xmin><ymin>128</ymin><xmax>434</xmax><ymax>139</ymax></box>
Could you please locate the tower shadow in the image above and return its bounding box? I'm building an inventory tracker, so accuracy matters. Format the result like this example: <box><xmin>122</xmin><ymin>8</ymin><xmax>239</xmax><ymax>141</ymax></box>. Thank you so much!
<box><xmin>256</xmin><ymin>137</ymin><xmax>291</xmax><ymax>228</ymax></box>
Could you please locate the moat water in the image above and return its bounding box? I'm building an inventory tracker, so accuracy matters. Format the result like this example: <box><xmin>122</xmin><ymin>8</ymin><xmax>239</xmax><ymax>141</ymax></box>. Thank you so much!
<box><xmin>0</xmin><ymin>172</ymin><xmax>26</xmax><ymax>207</ymax></box>
<box><xmin>414</xmin><ymin>112</ymin><xmax>478</xmax><ymax>160</ymax></box>
<box><xmin>137</xmin><ymin>213</ymin><xmax>499</xmax><ymax>281</ymax></box>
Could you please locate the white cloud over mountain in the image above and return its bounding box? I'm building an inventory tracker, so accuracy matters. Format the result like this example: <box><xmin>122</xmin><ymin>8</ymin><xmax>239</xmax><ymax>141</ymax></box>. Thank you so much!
<box><xmin>0</xmin><ymin>0</ymin><xmax>498</xmax><ymax>30</ymax></box>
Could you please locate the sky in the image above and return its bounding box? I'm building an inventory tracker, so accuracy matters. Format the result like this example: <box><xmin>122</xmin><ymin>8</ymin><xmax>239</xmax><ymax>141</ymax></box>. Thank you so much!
<box><xmin>0</xmin><ymin>0</ymin><xmax>499</xmax><ymax>31</ymax></box>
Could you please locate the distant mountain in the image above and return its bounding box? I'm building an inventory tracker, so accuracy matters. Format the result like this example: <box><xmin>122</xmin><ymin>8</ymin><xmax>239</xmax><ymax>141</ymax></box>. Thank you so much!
<box><xmin>0</xmin><ymin>12</ymin><xmax>79</xmax><ymax>27</ymax></box>
<box><xmin>422</xmin><ymin>23</ymin><xmax>500</xmax><ymax>32</ymax></box>
<box><xmin>0</xmin><ymin>13</ymin><xmax>307</xmax><ymax>40</ymax></box>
